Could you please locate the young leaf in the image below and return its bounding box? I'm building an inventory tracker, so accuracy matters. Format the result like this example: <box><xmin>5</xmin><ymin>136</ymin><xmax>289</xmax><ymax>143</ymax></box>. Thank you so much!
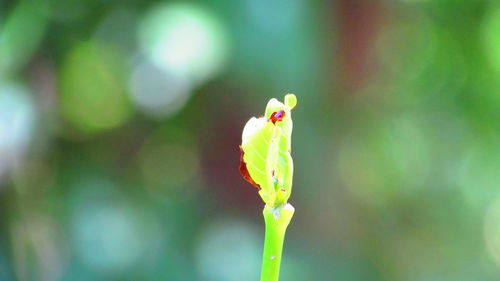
<box><xmin>239</xmin><ymin>94</ymin><xmax>297</xmax><ymax>207</ymax></box>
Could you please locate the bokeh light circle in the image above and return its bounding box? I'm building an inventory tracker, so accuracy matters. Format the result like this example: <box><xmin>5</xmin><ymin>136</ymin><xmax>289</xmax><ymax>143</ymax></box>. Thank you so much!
<box><xmin>0</xmin><ymin>82</ymin><xmax>35</xmax><ymax>179</ymax></box>
<box><xmin>138</xmin><ymin>3</ymin><xmax>230</xmax><ymax>85</ymax></box>
<box><xmin>129</xmin><ymin>58</ymin><xmax>191</xmax><ymax>118</ymax></box>
<box><xmin>59</xmin><ymin>42</ymin><xmax>131</xmax><ymax>133</ymax></box>
<box><xmin>195</xmin><ymin>219</ymin><xmax>260</xmax><ymax>281</ymax></box>
<box><xmin>71</xmin><ymin>179</ymin><xmax>163</xmax><ymax>274</ymax></box>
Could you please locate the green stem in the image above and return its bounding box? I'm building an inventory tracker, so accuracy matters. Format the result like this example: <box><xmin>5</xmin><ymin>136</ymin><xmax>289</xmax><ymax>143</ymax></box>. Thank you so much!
<box><xmin>260</xmin><ymin>203</ymin><xmax>295</xmax><ymax>281</ymax></box>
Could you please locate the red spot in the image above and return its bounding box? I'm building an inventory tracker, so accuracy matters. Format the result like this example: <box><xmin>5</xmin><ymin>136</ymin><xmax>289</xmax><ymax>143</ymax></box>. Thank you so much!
<box><xmin>269</xmin><ymin>110</ymin><xmax>286</xmax><ymax>124</ymax></box>
<box><xmin>239</xmin><ymin>146</ymin><xmax>260</xmax><ymax>189</ymax></box>
<box><xmin>280</xmin><ymin>188</ymin><xmax>286</xmax><ymax>192</ymax></box>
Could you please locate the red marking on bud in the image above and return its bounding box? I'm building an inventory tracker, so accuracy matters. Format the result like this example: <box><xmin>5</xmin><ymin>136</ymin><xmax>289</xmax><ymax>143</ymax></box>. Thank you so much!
<box><xmin>239</xmin><ymin>146</ymin><xmax>260</xmax><ymax>189</ymax></box>
<box><xmin>269</xmin><ymin>110</ymin><xmax>286</xmax><ymax>124</ymax></box>
<box><xmin>280</xmin><ymin>188</ymin><xmax>286</xmax><ymax>192</ymax></box>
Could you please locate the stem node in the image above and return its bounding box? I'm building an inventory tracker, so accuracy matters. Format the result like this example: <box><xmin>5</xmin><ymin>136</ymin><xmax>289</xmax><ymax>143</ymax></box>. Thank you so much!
<box><xmin>260</xmin><ymin>203</ymin><xmax>294</xmax><ymax>281</ymax></box>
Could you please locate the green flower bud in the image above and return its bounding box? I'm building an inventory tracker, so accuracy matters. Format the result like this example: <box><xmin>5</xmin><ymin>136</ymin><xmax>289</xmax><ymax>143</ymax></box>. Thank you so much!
<box><xmin>239</xmin><ymin>94</ymin><xmax>297</xmax><ymax>207</ymax></box>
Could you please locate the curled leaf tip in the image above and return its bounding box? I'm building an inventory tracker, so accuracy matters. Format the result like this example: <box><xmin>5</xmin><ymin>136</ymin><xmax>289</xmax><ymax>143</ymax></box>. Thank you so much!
<box><xmin>239</xmin><ymin>94</ymin><xmax>297</xmax><ymax>206</ymax></box>
<box><xmin>284</xmin><ymin>94</ymin><xmax>297</xmax><ymax>109</ymax></box>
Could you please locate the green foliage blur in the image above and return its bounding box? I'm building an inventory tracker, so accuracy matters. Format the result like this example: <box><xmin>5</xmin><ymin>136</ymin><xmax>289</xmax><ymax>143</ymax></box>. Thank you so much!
<box><xmin>0</xmin><ymin>0</ymin><xmax>500</xmax><ymax>280</ymax></box>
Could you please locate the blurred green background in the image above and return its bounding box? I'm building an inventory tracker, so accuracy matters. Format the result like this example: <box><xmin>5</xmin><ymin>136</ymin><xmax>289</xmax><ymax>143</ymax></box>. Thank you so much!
<box><xmin>1</xmin><ymin>0</ymin><xmax>500</xmax><ymax>280</ymax></box>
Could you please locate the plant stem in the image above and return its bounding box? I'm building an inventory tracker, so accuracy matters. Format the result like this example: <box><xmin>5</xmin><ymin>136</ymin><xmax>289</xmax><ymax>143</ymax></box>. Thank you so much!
<box><xmin>260</xmin><ymin>203</ymin><xmax>295</xmax><ymax>281</ymax></box>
